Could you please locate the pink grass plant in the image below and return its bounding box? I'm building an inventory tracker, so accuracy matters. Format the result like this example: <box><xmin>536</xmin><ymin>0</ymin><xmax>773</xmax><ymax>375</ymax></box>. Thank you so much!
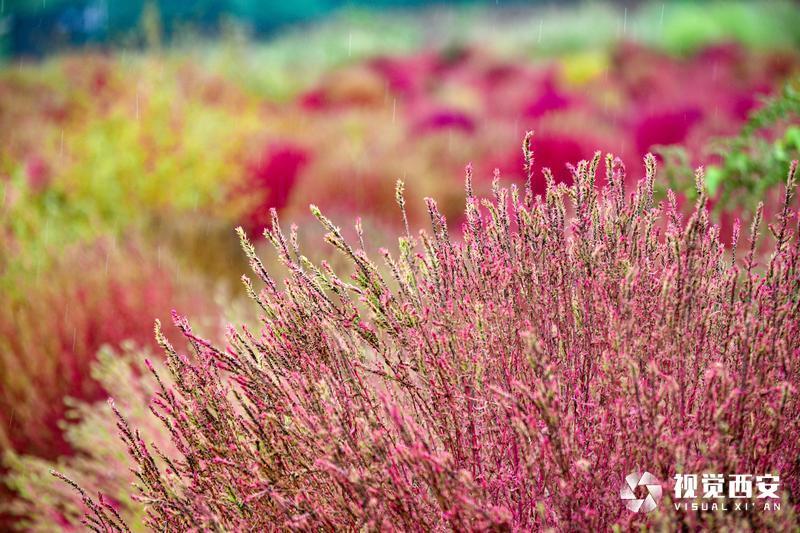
<box><xmin>60</xmin><ymin>135</ymin><xmax>800</xmax><ymax>530</ymax></box>
<box><xmin>0</xmin><ymin>239</ymin><xmax>214</xmax><ymax>459</ymax></box>
<box><xmin>4</xmin><ymin>347</ymin><xmax>173</xmax><ymax>530</ymax></box>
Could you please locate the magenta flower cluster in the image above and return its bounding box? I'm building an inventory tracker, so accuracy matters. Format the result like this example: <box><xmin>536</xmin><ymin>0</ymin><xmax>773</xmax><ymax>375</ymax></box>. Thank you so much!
<box><xmin>61</xmin><ymin>135</ymin><xmax>800</xmax><ymax>530</ymax></box>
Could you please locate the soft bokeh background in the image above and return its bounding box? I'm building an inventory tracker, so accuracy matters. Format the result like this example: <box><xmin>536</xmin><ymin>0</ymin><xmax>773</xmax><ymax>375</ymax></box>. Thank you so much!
<box><xmin>1</xmin><ymin>0</ymin><xmax>799</xmax><ymax>527</ymax></box>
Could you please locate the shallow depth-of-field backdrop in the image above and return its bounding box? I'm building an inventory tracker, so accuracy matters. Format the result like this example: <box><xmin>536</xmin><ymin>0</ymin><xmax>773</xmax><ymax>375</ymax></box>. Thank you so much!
<box><xmin>1</xmin><ymin>1</ymin><xmax>799</xmax><ymax>529</ymax></box>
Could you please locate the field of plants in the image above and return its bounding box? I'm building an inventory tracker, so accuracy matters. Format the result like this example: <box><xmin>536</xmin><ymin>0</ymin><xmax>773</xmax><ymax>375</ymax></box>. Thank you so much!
<box><xmin>1</xmin><ymin>1</ymin><xmax>800</xmax><ymax>530</ymax></box>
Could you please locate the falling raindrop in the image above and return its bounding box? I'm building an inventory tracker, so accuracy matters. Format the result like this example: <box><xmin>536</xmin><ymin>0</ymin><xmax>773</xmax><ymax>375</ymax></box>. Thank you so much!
<box><xmin>348</xmin><ymin>32</ymin><xmax>352</xmax><ymax>57</ymax></box>
<box><xmin>537</xmin><ymin>20</ymin><xmax>543</xmax><ymax>43</ymax></box>
<box><xmin>623</xmin><ymin>7</ymin><xmax>628</xmax><ymax>35</ymax></box>
<box><xmin>660</xmin><ymin>4</ymin><xmax>665</xmax><ymax>27</ymax></box>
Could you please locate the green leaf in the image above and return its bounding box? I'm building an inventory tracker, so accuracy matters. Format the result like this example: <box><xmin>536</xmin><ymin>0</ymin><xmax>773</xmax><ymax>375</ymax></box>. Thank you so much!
<box><xmin>705</xmin><ymin>166</ymin><xmax>724</xmax><ymax>195</ymax></box>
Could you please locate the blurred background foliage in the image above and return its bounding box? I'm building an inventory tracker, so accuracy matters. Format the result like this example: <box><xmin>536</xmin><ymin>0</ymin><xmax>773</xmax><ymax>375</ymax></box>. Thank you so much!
<box><xmin>2</xmin><ymin>1</ymin><xmax>800</xmax><ymax>59</ymax></box>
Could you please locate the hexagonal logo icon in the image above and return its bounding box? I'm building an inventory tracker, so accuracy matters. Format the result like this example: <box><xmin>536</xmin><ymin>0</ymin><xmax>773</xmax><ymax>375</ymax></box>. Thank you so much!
<box><xmin>620</xmin><ymin>471</ymin><xmax>662</xmax><ymax>513</ymax></box>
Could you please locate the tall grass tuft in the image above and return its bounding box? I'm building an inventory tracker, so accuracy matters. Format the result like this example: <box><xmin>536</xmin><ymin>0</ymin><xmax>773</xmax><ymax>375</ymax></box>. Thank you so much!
<box><xmin>0</xmin><ymin>239</ymin><xmax>214</xmax><ymax>459</ymax></box>
<box><xmin>3</xmin><ymin>347</ymin><xmax>171</xmax><ymax>530</ymax></box>
<box><xmin>57</xmin><ymin>136</ymin><xmax>800</xmax><ymax>530</ymax></box>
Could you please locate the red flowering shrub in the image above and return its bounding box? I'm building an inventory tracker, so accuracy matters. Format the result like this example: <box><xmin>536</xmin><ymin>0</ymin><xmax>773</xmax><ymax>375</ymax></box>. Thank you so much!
<box><xmin>281</xmin><ymin>43</ymin><xmax>797</xmax><ymax>230</ymax></box>
<box><xmin>3</xmin><ymin>347</ymin><xmax>172</xmax><ymax>529</ymax></box>
<box><xmin>239</xmin><ymin>142</ymin><xmax>311</xmax><ymax>236</ymax></box>
<box><xmin>0</xmin><ymin>238</ymin><xmax>214</xmax><ymax>460</ymax></box>
<box><xmin>61</xmin><ymin>138</ymin><xmax>799</xmax><ymax>530</ymax></box>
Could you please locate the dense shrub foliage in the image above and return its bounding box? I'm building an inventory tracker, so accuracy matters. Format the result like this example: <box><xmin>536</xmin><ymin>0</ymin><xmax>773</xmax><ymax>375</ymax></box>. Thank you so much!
<box><xmin>3</xmin><ymin>41</ymin><xmax>795</xmax><ymax>241</ymax></box>
<box><xmin>0</xmin><ymin>239</ymin><xmax>214</xmax><ymax>459</ymax></box>
<box><xmin>3</xmin><ymin>347</ymin><xmax>170</xmax><ymax>530</ymax></box>
<box><xmin>59</xmin><ymin>138</ymin><xmax>800</xmax><ymax>530</ymax></box>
